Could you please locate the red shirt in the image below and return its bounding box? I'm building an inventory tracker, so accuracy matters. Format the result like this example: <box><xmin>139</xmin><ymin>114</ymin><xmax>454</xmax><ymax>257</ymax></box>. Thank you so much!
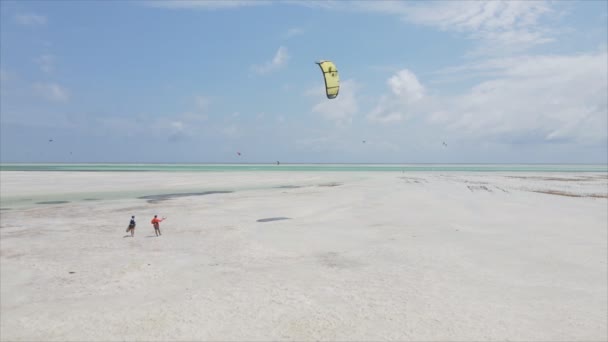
<box><xmin>151</xmin><ymin>217</ymin><xmax>164</xmax><ymax>225</ymax></box>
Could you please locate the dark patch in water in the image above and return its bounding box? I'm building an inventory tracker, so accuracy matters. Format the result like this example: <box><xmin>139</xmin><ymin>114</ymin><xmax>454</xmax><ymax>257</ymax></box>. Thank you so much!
<box><xmin>36</xmin><ymin>201</ymin><xmax>70</xmax><ymax>205</ymax></box>
<box><xmin>83</xmin><ymin>198</ymin><xmax>100</xmax><ymax>201</ymax></box>
<box><xmin>138</xmin><ymin>191</ymin><xmax>233</xmax><ymax>203</ymax></box>
<box><xmin>276</xmin><ymin>185</ymin><xmax>301</xmax><ymax>189</ymax></box>
<box><xmin>257</xmin><ymin>217</ymin><xmax>291</xmax><ymax>223</ymax></box>
<box><xmin>0</xmin><ymin>208</ymin><xmax>11</xmax><ymax>211</ymax></box>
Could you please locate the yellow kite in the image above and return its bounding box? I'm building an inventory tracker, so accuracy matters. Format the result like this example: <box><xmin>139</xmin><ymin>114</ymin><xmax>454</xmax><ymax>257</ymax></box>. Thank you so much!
<box><xmin>315</xmin><ymin>60</ymin><xmax>339</xmax><ymax>99</ymax></box>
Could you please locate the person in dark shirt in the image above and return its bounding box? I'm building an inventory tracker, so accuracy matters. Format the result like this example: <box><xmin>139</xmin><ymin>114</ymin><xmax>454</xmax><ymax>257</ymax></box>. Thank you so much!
<box><xmin>126</xmin><ymin>216</ymin><xmax>136</xmax><ymax>237</ymax></box>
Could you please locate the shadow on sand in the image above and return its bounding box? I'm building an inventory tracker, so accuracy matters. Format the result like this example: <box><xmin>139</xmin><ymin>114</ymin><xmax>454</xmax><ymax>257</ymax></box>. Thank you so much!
<box><xmin>257</xmin><ymin>217</ymin><xmax>291</xmax><ymax>223</ymax></box>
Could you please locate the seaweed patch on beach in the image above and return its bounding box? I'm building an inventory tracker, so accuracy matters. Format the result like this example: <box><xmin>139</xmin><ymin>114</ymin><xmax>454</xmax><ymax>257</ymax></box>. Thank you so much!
<box><xmin>506</xmin><ymin>176</ymin><xmax>596</xmax><ymax>182</ymax></box>
<box><xmin>138</xmin><ymin>191</ymin><xmax>233</xmax><ymax>203</ymax></box>
<box><xmin>115</xmin><ymin>206</ymin><xmax>151</xmax><ymax>212</ymax></box>
<box><xmin>317</xmin><ymin>182</ymin><xmax>342</xmax><ymax>187</ymax></box>
<box><xmin>399</xmin><ymin>176</ymin><xmax>427</xmax><ymax>184</ymax></box>
<box><xmin>317</xmin><ymin>252</ymin><xmax>363</xmax><ymax>269</ymax></box>
<box><xmin>467</xmin><ymin>185</ymin><xmax>492</xmax><ymax>193</ymax></box>
<box><xmin>257</xmin><ymin>217</ymin><xmax>291</xmax><ymax>222</ymax></box>
<box><xmin>530</xmin><ymin>190</ymin><xmax>607</xmax><ymax>198</ymax></box>
<box><xmin>0</xmin><ymin>249</ymin><xmax>26</xmax><ymax>259</ymax></box>
<box><xmin>276</xmin><ymin>185</ymin><xmax>302</xmax><ymax>189</ymax></box>
<box><xmin>36</xmin><ymin>201</ymin><xmax>70</xmax><ymax>205</ymax></box>
<box><xmin>465</xmin><ymin>183</ymin><xmax>508</xmax><ymax>193</ymax></box>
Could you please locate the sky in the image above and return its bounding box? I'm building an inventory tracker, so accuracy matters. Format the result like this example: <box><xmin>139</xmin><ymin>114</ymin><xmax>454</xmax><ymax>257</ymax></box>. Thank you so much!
<box><xmin>1</xmin><ymin>0</ymin><xmax>607</xmax><ymax>164</ymax></box>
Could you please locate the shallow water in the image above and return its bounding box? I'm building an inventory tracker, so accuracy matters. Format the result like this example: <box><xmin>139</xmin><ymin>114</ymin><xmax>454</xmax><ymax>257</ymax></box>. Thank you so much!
<box><xmin>2</xmin><ymin>163</ymin><xmax>607</xmax><ymax>172</ymax></box>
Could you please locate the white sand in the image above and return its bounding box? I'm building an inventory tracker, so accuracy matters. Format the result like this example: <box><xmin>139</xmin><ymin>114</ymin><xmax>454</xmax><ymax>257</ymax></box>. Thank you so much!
<box><xmin>1</xmin><ymin>171</ymin><xmax>607</xmax><ymax>341</ymax></box>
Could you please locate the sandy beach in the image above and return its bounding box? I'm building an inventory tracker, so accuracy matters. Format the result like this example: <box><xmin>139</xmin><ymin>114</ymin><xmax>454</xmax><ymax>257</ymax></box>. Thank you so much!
<box><xmin>1</xmin><ymin>170</ymin><xmax>606</xmax><ymax>341</ymax></box>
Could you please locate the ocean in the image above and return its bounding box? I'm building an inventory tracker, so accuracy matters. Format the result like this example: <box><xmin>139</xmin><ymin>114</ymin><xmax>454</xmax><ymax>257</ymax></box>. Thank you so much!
<box><xmin>1</xmin><ymin>163</ymin><xmax>607</xmax><ymax>172</ymax></box>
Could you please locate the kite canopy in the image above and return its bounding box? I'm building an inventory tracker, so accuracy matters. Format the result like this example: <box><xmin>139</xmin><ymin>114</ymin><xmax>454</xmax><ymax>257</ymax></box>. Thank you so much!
<box><xmin>316</xmin><ymin>60</ymin><xmax>339</xmax><ymax>99</ymax></box>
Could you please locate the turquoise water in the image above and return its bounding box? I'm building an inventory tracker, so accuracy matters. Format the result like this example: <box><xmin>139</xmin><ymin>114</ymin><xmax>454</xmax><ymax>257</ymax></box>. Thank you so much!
<box><xmin>1</xmin><ymin>163</ymin><xmax>606</xmax><ymax>209</ymax></box>
<box><xmin>0</xmin><ymin>163</ymin><xmax>607</xmax><ymax>172</ymax></box>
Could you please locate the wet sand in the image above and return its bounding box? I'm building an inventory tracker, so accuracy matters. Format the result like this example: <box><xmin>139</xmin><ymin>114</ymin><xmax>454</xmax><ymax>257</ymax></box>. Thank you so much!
<box><xmin>1</xmin><ymin>171</ymin><xmax>606</xmax><ymax>341</ymax></box>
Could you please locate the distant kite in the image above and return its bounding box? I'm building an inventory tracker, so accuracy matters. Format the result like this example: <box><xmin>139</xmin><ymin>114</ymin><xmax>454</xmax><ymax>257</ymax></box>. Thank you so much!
<box><xmin>442</xmin><ymin>142</ymin><xmax>447</xmax><ymax>147</ymax></box>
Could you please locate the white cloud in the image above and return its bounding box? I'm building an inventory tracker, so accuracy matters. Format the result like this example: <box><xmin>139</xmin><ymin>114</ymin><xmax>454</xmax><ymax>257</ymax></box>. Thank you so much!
<box><xmin>293</xmin><ymin>133</ymin><xmax>402</xmax><ymax>155</ymax></box>
<box><xmin>283</xmin><ymin>27</ymin><xmax>305</xmax><ymax>39</ymax></box>
<box><xmin>294</xmin><ymin>135</ymin><xmax>355</xmax><ymax>153</ymax></box>
<box><xmin>364</xmin><ymin>139</ymin><xmax>402</xmax><ymax>152</ymax></box>
<box><xmin>402</xmin><ymin>1</ymin><xmax>550</xmax><ymax>33</ymax></box>
<box><xmin>368</xmin><ymin>50</ymin><xmax>608</xmax><ymax>146</ymax></box>
<box><xmin>148</xmin><ymin>0</ymin><xmax>563</xmax><ymax>56</ymax></box>
<box><xmin>369</xmin><ymin>51</ymin><xmax>608</xmax><ymax>145</ymax></box>
<box><xmin>170</xmin><ymin>120</ymin><xmax>184</xmax><ymax>131</ymax></box>
<box><xmin>15</xmin><ymin>13</ymin><xmax>47</xmax><ymax>26</ymax></box>
<box><xmin>283</xmin><ymin>0</ymin><xmax>556</xmax><ymax>55</ymax></box>
<box><xmin>221</xmin><ymin>124</ymin><xmax>239</xmax><ymax>138</ymax></box>
<box><xmin>145</xmin><ymin>0</ymin><xmax>271</xmax><ymax>9</ymax></box>
<box><xmin>367</xmin><ymin>100</ymin><xmax>404</xmax><ymax>123</ymax></box>
<box><xmin>34</xmin><ymin>54</ymin><xmax>55</xmax><ymax>73</ymax></box>
<box><xmin>180</xmin><ymin>111</ymin><xmax>208</xmax><ymax>122</ymax></box>
<box><xmin>294</xmin><ymin>136</ymin><xmax>332</xmax><ymax>150</ymax></box>
<box><xmin>161</xmin><ymin>119</ymin><xmax>190</xmax><ymax>142</ymax></box>
<box><xmin>283</xmin><ymin>0</ymin><xmax>342</xmax><ymax>10</ymax></box>
<box><xmin>367</xmin><ymin>69</ymin><xmax>425</xmax><ymax>123</ymax></box>
<box><xmin>166</xmin><ymin>95</ymin><xmax>212</xmax><ymax>127</ymax></box>
<box><xmin>308</xmin><ymin>79</ymin><xmax>361</xmax><ymax>125</ymax></box>
<box><xmin>32</xmin><ymin>82</ymin><xmax>69</xmax><ymax>102</ymax></box>
<box><xmin>144</xmin><ymin>1</ymin><xmax>557</xmax><ymax>54</ymax></box>
<box><xmin>195</xmin><ymin>95</ymin><xmax>211</xmax><ymax>111</ymax></box>
<box><xmin>252</xmin><ymin>46</ymin><xmax>289</xmax><ymax>74</ymax></box>
<box><xmin>397</xmin><ymin>1</ymin><xmax>554</xmax><ymax>54</ymax></box>
<box><xmin>387</xmin><ymin>69</ymin><xmax>424</xmax><ymax>100</ymax></box>
<box><xmin>436</xmin><ymin>51</ymin><xmax>608</xmax><ymax>144</ymax></box>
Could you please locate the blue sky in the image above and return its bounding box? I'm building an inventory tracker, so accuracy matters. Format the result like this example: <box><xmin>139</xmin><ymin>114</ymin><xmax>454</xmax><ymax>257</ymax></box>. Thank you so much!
<box><xmin>1</xmin><ymin>0</ymin><xmax>606</xmax><ymax>163</ymax></box>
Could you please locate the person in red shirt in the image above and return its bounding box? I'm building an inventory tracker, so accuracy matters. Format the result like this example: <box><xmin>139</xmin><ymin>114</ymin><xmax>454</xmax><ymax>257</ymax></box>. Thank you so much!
<box><xmin>151</xmin><ymin>215</ymin><xmax>166</xmax><ymax>236</ymax></box>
